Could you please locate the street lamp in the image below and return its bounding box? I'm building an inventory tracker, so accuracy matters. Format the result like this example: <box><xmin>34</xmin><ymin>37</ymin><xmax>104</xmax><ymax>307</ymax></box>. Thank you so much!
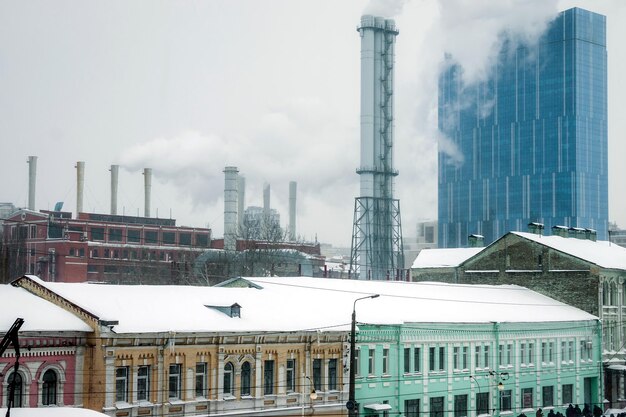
<box><xmin>347</xmin><ymin>294</ymin><xmax>380</xmax><ymax>417</ymax></box>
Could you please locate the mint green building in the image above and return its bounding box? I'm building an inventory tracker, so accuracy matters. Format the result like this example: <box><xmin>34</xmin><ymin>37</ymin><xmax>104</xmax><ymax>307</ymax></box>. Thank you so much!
<box><xmin>354</xmin><ymin>318</ymin><xmax>602</xmax><ymax>417</ymax></box>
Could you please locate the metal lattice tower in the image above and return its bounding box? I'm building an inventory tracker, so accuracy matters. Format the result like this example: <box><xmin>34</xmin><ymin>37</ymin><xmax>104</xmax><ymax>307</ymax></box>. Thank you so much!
<box><xmin>350</xmin><ymin>15</ymin><xmax>404</xmax><ymax>280</ymax></box>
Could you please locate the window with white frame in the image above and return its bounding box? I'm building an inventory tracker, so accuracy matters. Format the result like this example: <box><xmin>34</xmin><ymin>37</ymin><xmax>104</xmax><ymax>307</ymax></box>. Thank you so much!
<box><xmin>263</xmin><ymin>360</ymin><xmax>274</xmax><ymax>395</ymax></box>
<box><xmin>383</xmin><ymin>348</ymin><xmax>390</xmax><ymax>374</ymax></box>
<box><xmin>42</xmin><ymin>369</ymin><xmax>58</xmax><ymax>406</ymax></box>
<box><xmin>453</xmin><ymin>346</ymin><xmax>460</xmax><ymax>370</ymax></box>
<box><xmin>580</xmin><ymin>340</ymin><xmax>592</xmax><ymax>361</ymax></box>
<box><xmin>116</xmin><ymin>367</ymin><xmax>129</xmax><ymax>402</ymax></box>
<box><xmin>542</xmin><ymin>386</ymin><xmax>554</xmax><ymax>407</ymax></box>
<box><xmin>328</xmin><ymin>359</ymin><xmax>337</xmax><ymax>390</ymax></box>
<box><xmin>500</xmin><ymin>389</ymin><xmax>512</xmax><ymax>412</ymax></box>
<box><xmin>483</xmin><ymin>345</ymin><xmax>489</xmax><ymax>369</ymax></box>
<box><xmin>355</xmin><ymin>348</ymin><xmax>361</xmax><ymax>376</ymax></box>
<box><xmin>313</xmin><ymin>359</ymin><xmax>322</xmax><ymax>390</ymax></box>
<box><xmin>414</xmin><ymin>347</ymin><xmax>422</xmax><ymax>372</ymax></box>
<box><xmin>521</xmin><ymin>343</ymin><xmax>527</xmax><ymax>365</ymax></box>
<box><xmin>568</xmin><ymin>341</ymin><xmax>574</xmax><ymax>362</ymax></box>
<box><xmin>475</xmin><ymin>345</ymin><xmax>481</xmax><ymax>368</ymax></box>
<box><xmin>191</xmin><ymin>363</ymin><xmax>204</xmax><ymax>398</ymax></box>
<box><xmin>368</xmin><ymin>348</ymin><xmax>375</xmax><ymax>375</ymax></box>
<box><xmin>404</xmin><ymin>347</ymin><xmax>411</xmax><ymax>373</ymax></box>
<box><xmin>561</xmin><ymin>341</ymin><xmax>568</xmax><ymax>363</ymax></box>
<box><xmin>562</xmin><ymin>384</ymin><xmax>573</xmax><ymax>405</ymax></box>
<box><xmin>429</xmin><ymin>347</ymin><xmax>436</xmax><ymax>371</ymax></box>
<box><xmin>223</xmin><ymin>362</ymin><xmax>234</xmax><ymax>395</ymax></box>
<box><xmin>137</xmin><ymin>366</ymin><xmax>150</xmax><ymax>402</ymax></box>
<box><xmin>439</xmin><ymin>347</ymin><xmax>445</xmax><ymax>371</ymax></box>
<box><xmin>528</xmin><ymin>343</ymin><xmax>535</xmax><ymax>365</ymax></box>
<box><xmin>241</xmin><ymin>362</ymin><xmax>251</xmax><ymax>396</ymax></box>
<box><xmin>521</xmin><ymin>387</ymin><xmax>533</xmax><ymax>409</ymax></box>
<box><xmin>286</xmin><ymin>359</ymin><xmax>296</xmax><ymax>392</ymax></box>
<box><xmin>462</xmin><ymin>346</ymin><xmax>468</xmax><ymax>370</ymax></box>
<box><xmin>169</xmin><ymin>364</ymin><xmax>181</xmax><ymax>399</ymax></box>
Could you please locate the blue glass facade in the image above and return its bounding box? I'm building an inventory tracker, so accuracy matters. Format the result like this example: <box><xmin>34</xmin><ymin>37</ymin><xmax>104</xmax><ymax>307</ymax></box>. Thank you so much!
<box><xmin>438</xmin><ymin>8</ymin><xmax>608</xmax><ymax>248</ymax></box>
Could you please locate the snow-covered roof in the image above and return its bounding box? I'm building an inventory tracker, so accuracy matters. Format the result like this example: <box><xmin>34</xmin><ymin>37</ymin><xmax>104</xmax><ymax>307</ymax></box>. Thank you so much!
<box><xmin>412</xmin><ymin>247</ymin><xmax>483</xmax><ymax>268</ymax></box>
<box><xmin>17</xmin><ymin>275</ymin><xmax>597</xmax><ymax>335</ymax></box>
<box><xmin>0</xmin><ymin>408</ymin><xmax>108</xmax><ymax>416</ymax></box>
<box><xmin>512</xmin><ymin>232</ymin><xmax>626</xmax><ymax>270</ymax></box>
<box><xmin>0</xmin><ymin>283</ymin><xmax>91</xmax><ymax>332</ymax></box>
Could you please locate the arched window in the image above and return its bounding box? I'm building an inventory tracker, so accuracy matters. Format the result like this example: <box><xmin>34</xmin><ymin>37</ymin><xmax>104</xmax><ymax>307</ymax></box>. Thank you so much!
<box><xmin>42</xmin><ymin>369</ymin><xmax>57</xmax><ymax>405</ymax></box>
<box><xmin>241</xmin><ymin>362</ymin><xmax>251</xmax><ymax>396</ymax></box>
<box><xmin>7</xmin><ymin>372</ymin><xmax>23</xmax><ymax>408</ymax></box>
<box><xmin>223</xmin><ymin>363</ymin><xmax>234</xmax><ymax>395</ymax></box>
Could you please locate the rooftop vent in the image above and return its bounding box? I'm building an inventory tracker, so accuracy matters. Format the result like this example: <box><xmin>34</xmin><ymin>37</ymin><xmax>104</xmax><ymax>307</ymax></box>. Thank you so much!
<box><xmin>468</xmin><ymin>234</ymin><xmax>484</xmax><ymax>248</ymax></box>
<box><xmin>552</xmin><ymin>225</ymin><xmax>568</xmax><ymax>238</ymax></box>
<box><xmin>527</xmin><ymin>222</ymin><xmax>544</xmax><ymax>236</ymax></box>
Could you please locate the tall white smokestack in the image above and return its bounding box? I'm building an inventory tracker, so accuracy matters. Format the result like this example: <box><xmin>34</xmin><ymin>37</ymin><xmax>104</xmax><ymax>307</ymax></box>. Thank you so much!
<box><xmin>110</xmin><ymin>164</ymin><xmax>119</xmax><ymax>215</ymax></box>
<box><xmin>263</xmin><ymin>183</ymin><xmax>270</xmax><ymax>235</ymax></box>
<box><xmin>237</xmin><ymin>175</ymin><xmax>245</xmax><ymax>232</ymax></box>
<box><xmin>289</xmin><ymin>181</ymin><xmax>297</xmax><ymax>241</ymax></box>
<box><xmin>143</xmin><ymin>168</ymin><xmax>152</xmax><ymax>218</ymax></box>
<box><xmin>224</xmin><ymin>166</ymin><xmax>239</xmax><ymax>251</ymax></box>
<box><xmin>27</xmin><ymin>156</ymin><xmax>37</xmax><ymax>211</ymax></box>
<box><xmin>75</xmin><ymin>161</ymin><xmax>85</xmax><ymax>216</ymax></box>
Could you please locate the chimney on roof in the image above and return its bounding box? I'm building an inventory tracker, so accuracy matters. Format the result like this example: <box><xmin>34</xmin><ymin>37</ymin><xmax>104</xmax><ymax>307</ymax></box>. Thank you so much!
<box><xmin>27</xmin><ymin>156</ymin><xmax>37</xmax><ymax>211</ymax></box>
<box><xmin>110</xmin><ymin>164</ymin><xmax>119</xmax><ymax>215</ymax></box>
<box><xmin>585</xmin><ymin>229</ymin><xmax>597</xmax><ymax>242</ymax></box>
<box><xmin>552</xmin><ymin>225</ymin><xmax>568</xmax><ymax>238</ymax></box>
<box><xmin>528</xmin><ymin>222</ymin><xmax>544</xmax><ymax>236</ymax></box>
<box><xmin>468</xmin><ymin>234</ymin><xmax>484</xmax><ymax>248</ymax></box>
<box><xmin>76</xmin><ymin>161</ymin><xmax>85</xmax><ymax>217</ymax></box>
<box><xmin>143</xmin><ymin>168</ymin><xmax>152</xmax><ymax>217</ymax></box>
<box><xmin>568</xmin><ymin>227</ymin><xmax>586</xmax><ymax>239</ymax></box>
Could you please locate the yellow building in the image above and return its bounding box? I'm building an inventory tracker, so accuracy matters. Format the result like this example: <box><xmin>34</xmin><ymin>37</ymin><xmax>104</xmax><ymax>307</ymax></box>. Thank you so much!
<box><xmin>12</xmin><ymin>275</ymin><xmax>347</xmax><ymax>417</ymax></box>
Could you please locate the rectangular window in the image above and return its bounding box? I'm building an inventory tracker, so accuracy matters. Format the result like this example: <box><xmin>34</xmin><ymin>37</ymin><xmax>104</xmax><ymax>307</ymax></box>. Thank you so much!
<box><xmin>439</xmin><ymin>347</ymin><xmax>445</xmax><ymax>371</ymax></box>
<box><xmin>549</xmin><ymin>342</ymin><xmax>554</xmax><ymax>363</ymax></box>
<box><xmin>454</xmin><ymin>394</ymin><xmax>468</xmax><ymax>417</ymax></box>
<box><xmin>431</xmin><ymin>396</ymin><xmax>444</xmax><ymax>417</ymax></box>
<box><xmin>462</xmin><ymin>346</ymin><xmax>468</xmax><ymax>369</ymax></box>
<box><xmin>404</xmin><ymin>348</ymin><xmax>411</xmax><ymax>373</ymax></box>
<box><xmin>506</xmin><ymin>344</ymin><xmax>512</xmax><ymax>365</ymax></box>
<box><xmin>91</xmin><ymin>227</ymin><xmax>105</xmax><ymax>241</ymax></box>
<box><xmin>475</xmin><ymin>345</ymin><xmax>481</xmax><ymax>368</ymax></box>
<box><xmin>542</xmin><ymin>386</ymin><xmax>554</xmax><ymax>407</ymax></box>
<box><xmin>562</xmin><ymin>384</ymin><xmax>573</xmax><ymax>405</ymax></box>
<box><xmin>355</xmin><ymin>348</ymin><xmax>361</xmax><ymax>376</ymax></box>
<box><xmin>453</xmin><ymin>347</ymin><xmax>460</xmax><ymax>370</ymax></box>
<box><xmin>521</xmin><ymin>343</ymin><xmax>527</xmax><ymax>365</ymax></box>
<box><xmin>522</xmin><ymin>387</ymin><xmax>533</xmax><ymax>409</ymax></box>
<box><xmin>115</xmin><ymin>367</ymin><xmax>128</xmax><ymax>402</ymax></box>
<box><xmin>195</xmin><ymin>363</ymin><xmax>207</xmax><ymax>398</ymax></box>
<box><xmin>328</xmin><ymin>359</ymin><xmax>337</xmax><ymax>390</ymax></box>
<box><xmin>500</xmin><ymin>389</ymin><xmax>512</xmax><ymax>411</ymax></box>
<box><xmin>145</xmin><ymin>230</ymin><xmax>158</xmax><ymax>244</ymax></box>
<box><xmin>109</xmin><ymin>228</ymin><xmax>123</xmax><ymax>242</ymax></box>
<box><xmin>483</xmin><ymin>345</ymin><xmax>489</xmax><ymax>368</ymax></box>
<box><xmin>264</xmin><ymin>360</ymin><xmax>274</xmax><ymax>395</ymax></box>
<box><xmin>286</xmin><ymin>359</ymin><xmax>296</xmax><ymax>392</ymax></box>
<box><xmin>528</xmin><ymin>343</ymin><xmax>534</xmax><ymax>365</ymax></box>
<box><xmin>561</xmin><ymin>341</ymin><xmax>568</xmax><ymax>362</ymax></box>
<box><xmin>137</xmin><ymin>366</ymin><xmax>150</xmax><ymax>402</ymax></box>
<box><xmin>313</xmin><ymin>359</ymin><xmax>322</xmax><ymax>390</ymax></box>
<box><xmin>405</xmin><ymin>399</ymin><xmax>420</xmax><ymax>417</ymax></box>
<box><xmin>568</xmin><ymin>341</ymin><xmax>574</xmax><ymax>361</ymax></box>
<box><xmin>196</xmin><ymin>234</ymin><xmax>209</xmax><ymax>247</ymax></box>
<box><xmin>127</xmin><ymin>229</ymin><xmax>141</xmax><ymax>243</ymax></box>
<box><xmin>414</xmin><ymin>347</ymin><xmax>421</xmax><ymax>372</ymax></box>
<box><xmin>168</xmin><ymin>364</ymin><xmax>181</xmax><ymax>399</ymax></box>
<box><xmin>179</xmin><ymin>233</ymin><xmax>192</xmax><ymax>246</ymax></box>
<box><xmin>368</xmin><ymin>348</ymin><xmax>375</xmax><ymax>375</ymax></box>
<box><xmin>163</xmin><ymin>231</ymin><xmax>176</xmax><ymax>244</ymax></box>
<box><xmin>542</xmin><ymin>342</ymin><xmax>548</xmax><ymax>363</ymax></box>
<box><xmin>429</xmin><ymin>347</ymin><xmax>436</xmax><ymax>371</ymax></box>
<box><xmin>383</xmin><ymin>348</ymin><xmax>389</xmax><ymax>374</ymax></box>
<box><xmin>498</xmin><ymin>344</ymin><xmax>504</xmax><ymax>366</ymax></box>
<box><xmin>477</xmin><ymin>392</ymin><xmax>489</xmax><ymax>416</ymax></box>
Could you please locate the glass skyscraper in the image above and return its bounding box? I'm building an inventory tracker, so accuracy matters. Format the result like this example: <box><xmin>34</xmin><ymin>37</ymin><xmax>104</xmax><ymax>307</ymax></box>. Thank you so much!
<box><xmin>438</xmin><ymin>7</ymin><xmax>608</xmax><ymax>248</ymax></box>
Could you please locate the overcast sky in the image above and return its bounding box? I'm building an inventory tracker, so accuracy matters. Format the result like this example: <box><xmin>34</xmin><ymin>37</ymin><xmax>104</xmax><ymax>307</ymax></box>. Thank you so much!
<box><xmin>1</xmin><ymin>0</ymin><xmax>624</xmax><ymax>247</ymax></box>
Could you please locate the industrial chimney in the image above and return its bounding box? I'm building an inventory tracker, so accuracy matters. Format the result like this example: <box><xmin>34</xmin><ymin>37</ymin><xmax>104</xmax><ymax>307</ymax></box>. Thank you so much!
<box><xmin>75</xmin><ymin>161</ymin><xmax>85</xmax><ymax>217</ymax></box>
<box><xmin>350</xmin><ymin>15</ymin><xmax>404</xmax><ymax>280</ymax></box>
<box><xmin>288</xmin><ymin>181</ymin><xmax>297</xmax><ymax>241</ymax></box>
<box><xmin>223</xmin><ymin>166</ymin><xmax>239</xmax><ymax>251</ymax></box>
<box><xmin>110</xmin><ymin>165</ymin><xmax>119</xmax><ymax>215</ymax></box>
<box><xmin>143</xmin><ymin>168</ymin><xmax>152</xmax><ymax>218</ymax></box>
<box><xmin>237</xmin><ymin>175</ymin><xmax>245</xmax><ymax>232</ymax></box>
<box><xmin>27</xmin><ymin>156</ymin><xmax>37</xmax><ymax>211</ymax></box>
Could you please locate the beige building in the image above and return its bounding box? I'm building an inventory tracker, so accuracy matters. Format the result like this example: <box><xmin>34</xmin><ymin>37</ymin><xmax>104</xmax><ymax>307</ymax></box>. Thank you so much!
<box><xmin>12</xmin><ymin>275</ymin><xmax>347</xmax><ymax>417</ymax></box>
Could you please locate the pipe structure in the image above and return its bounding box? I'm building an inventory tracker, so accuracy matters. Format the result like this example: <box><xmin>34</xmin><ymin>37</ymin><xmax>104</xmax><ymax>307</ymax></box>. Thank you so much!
<box><xmin>76</xmin><ymin>161</ymin><xmax>85</xmax><ymax>216</ymax></box>
<box><xmin>237</xmin><ymin>175</ymin><xmax>245</xmax><ymax>233</ymax></box>
<box><xmin>143</xmin><ymin>168</ymin><xmax>152</xmax><ymax>218</ymax></box>
<box><xmin>223</xmin><ymin>166</ymin><xmax>239</xmax><ymax>251</ymax></box>
<box><xmin>289</xmin><ymin>181</ymin><xmax>297</xmax><ymax>241</ymax></box>
<box><xmin>110</xmin><ymin>165</ymin><xmax>119</xmax><ymax>215</ymax></box>
<box><xmin>27</xmin><ymin>156</ymin><xmax>37</xmax><ymax>211</ymax></box>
